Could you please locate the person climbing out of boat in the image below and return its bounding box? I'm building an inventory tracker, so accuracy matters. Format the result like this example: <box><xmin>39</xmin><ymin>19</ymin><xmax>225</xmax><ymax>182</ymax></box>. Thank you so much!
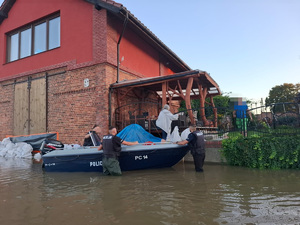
<box><xmin>156</xmin><ymin>104</ymin><xmax>178</xmax><ymax>140</ymax></box>
<box><xmin>98</xmin><ymin>126</ymin><xmax>138</xmax><ymax>176</ymax></box>
<box><xmin>176</xmin><ymin>125</ymin><xmax>205</xmax><ymax>172</ymax></box>
<box><xmin>83</xmin><ymin>125</ymin><xmax>102</xmax><ymax>146</ymax></box>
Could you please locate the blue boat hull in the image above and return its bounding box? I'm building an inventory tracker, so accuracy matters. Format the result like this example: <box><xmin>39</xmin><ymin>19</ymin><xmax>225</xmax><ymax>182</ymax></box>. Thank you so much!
<box><xmin>42</xmin><ymin>143</ymin><xmax>189</xmax><ymax>172</ymax></box>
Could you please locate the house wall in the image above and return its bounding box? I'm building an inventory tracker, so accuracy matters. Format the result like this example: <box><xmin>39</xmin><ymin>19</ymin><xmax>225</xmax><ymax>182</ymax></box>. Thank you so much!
<box><xmin>107</xmin><ymin>13</ymin><xmax>176</xmax><ymax>80</ymax></box>
<box><xmin>47</xmin><ymin>64</ymin><xmax>111</xmax><ymax>144</ymax></box>
<box><xmin>0</xmin><ymin>0</ymin><xmax>188</xmax><ymax>143</ymax></box>
<box><xmin>0</xmin><ymin>0</ymin><xmax>96</xmax><ymax>80</ymax></box>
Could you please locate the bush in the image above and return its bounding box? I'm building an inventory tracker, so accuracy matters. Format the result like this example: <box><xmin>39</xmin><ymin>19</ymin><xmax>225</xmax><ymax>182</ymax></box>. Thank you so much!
<box><xmin>221</xmin><ymin>135</ymin><xmax>300</xmax><ymax>169</ymax></box>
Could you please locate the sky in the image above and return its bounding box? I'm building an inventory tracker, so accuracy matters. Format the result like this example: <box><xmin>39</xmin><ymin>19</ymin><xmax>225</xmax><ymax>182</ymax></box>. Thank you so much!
<box><xmin>1</xmin><ymin>0</ymin><xmax>299</xmax><ymax>102</ymax></box>
<box><xmin>119</xmin><ymin>0</ymin><xmax>300</xmax><ymax>102</ymax></box>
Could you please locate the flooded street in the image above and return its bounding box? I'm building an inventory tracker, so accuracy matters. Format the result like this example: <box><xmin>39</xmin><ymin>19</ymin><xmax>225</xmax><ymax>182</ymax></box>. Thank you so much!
<box><xmin>1</xmin><ymin>158</ymin><xmax>300</xmax><ymax>225</ymax></box>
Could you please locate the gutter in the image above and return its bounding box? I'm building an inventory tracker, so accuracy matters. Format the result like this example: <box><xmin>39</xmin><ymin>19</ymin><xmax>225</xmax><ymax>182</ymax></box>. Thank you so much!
<box><xmin>117</xmin><ymin>11</ymin><xmax>128</xmax><ymax>83</ymax></box>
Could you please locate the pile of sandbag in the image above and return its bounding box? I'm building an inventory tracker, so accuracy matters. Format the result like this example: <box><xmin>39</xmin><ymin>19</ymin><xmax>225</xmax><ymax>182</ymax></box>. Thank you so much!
<box><xmin>0</xmin><ymin>138</ymin><xmax>33</xmax><ymax>158</ymax></box>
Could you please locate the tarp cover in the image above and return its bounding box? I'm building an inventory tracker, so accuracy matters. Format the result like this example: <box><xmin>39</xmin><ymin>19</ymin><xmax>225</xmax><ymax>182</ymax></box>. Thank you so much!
<box><xmin>117</xmin><ymin>124</ymin><xmax>162</xmax><ymax>143</ymax></box>
<box><xmin>10</xmin><ymin>133</ymin><xmax>58</xmax><ymax>150</ymax></box>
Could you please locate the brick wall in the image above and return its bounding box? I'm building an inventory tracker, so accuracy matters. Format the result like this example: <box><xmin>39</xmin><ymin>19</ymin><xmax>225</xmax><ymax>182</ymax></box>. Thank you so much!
<box><xmin>47</xmin><ymin>64</ymin><xmax>111</xmax><ymax>144</ymax></box>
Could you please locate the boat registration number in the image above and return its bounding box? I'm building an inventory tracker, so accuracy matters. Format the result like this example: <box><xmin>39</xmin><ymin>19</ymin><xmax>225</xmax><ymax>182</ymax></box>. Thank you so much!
<box><xmin>135</xmin><ymin>155</ymin><xmax>148</xmax><ymax>160</ymax></box>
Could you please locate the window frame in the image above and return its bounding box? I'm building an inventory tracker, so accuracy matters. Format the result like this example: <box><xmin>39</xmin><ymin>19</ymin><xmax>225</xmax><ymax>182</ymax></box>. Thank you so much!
<box><xmin>6</xmin><ymin>13</ymin><xmax>60</xmax><ymax>63</ymax></box>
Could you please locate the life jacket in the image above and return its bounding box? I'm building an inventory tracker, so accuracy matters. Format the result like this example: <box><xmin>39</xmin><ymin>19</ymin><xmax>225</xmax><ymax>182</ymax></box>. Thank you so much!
<box><xmin>102</xmin><ymin>134</ymin><xmax>120</xmax><ymax>158</ymax></box>
<box><xmin>188</xmin><ymin>131</ymin><xmax>205</xmax><ymax>155</ymax></box>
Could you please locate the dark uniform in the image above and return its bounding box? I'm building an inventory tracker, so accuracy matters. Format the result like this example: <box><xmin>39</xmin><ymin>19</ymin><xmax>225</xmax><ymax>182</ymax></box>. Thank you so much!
<box><xmin>186</xmin><ymin>130</ymin><xmax>205</xmax><ymax>172</ymax></box>
<box><xmin>102</xmin><ymin>134</ymin><xmax>123</xmax><ymax>175</ymax></box>
<box><xmin>83</xmin><ymin>131</ymin><xmax>101</xmax><ymax>146</ymax></box>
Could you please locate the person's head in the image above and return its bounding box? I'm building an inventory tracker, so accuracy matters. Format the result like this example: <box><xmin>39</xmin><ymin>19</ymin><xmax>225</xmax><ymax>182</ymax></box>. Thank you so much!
<box><xmin>92</xmin><ymin>125</ymin><xmax>101</xmax><ymax>134</ymax></box>
<box><xmin>163</xmin><ymin>104</ymin><xmax>170</xmax><ymax>111</ymax></box>
<box><xmin>189</xmin><ymin>125</ymin><xmax>197</xmax><ymax>132</ymax></box>
<box><xmin>109</xmin><ymin>126</ymin><xmax>118</xmax><ymax>136</ymax></box>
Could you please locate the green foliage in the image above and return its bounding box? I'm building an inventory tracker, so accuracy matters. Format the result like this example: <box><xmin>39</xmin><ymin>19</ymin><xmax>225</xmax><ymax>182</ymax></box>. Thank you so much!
<box><xmin>221</xmin><ymin>135</ymin><xmax>300</xmax><ymax>169</ymax></box>
<box><xmin>179</xmin><ymin>93</ymin><xmax>231</xmax><ymax>118</ymax></box>
<box><xmin>265</xmin><ymin>83</ymin><xmax>300</xmax><ymax>107</ymax></box>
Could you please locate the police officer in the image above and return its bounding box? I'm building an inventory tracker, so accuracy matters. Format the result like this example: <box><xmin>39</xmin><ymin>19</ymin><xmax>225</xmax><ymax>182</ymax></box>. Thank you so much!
<box><xmin>98</xmin><ymin>126</ymin><xmax>138</xmax><ymax>176</ymax></box>
<box><xmin>176</xmin><ymin>125</ymin><xmax>205</xmax><ymax>172</ymax></box>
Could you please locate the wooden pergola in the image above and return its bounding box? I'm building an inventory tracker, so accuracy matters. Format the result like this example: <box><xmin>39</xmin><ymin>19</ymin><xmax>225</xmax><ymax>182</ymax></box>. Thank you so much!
<box><xmin>109</xmin><ymin>70</ymin><xmax>221</xmax><ymax>127</ymax></box>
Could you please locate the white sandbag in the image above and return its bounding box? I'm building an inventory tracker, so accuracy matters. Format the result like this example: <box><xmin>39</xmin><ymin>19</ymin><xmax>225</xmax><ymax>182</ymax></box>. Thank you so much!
<box><xmin>0</xmin><ymin>138</ymin><xmax>33</xmax><ymax>158</ymax></box>
<box><xmin>6</xmin><ymin>148</ymin><xmax>16</xmax><ymax>158</ymax></box>
<box><xmin>22</xmin><ymin>152</ymin><xmax>33</xmax><ymax>159</ymax></box>
<box><xmin>0</xmin><ymin>147</ymin><xmax>7</xmax><ymax>157</ymax></box>
<box><xmin>22</xmin><ymin>143</ymin><xmax>33</xmax><ymax>153</ymax></box>
<box><xmin>1</xmin><ymin>137</ymin><xmax>11</xmax><ymax>147</ymax></box>
<box><xmin>181</xmin><ymin>127</ymin><xmax>190</xmax><ymax>141</ymax></box>
<box><xmin>34</xmin><ymin>153</ymin><xmax>42</xmax><ymax>160</ymax></box>
<box><xmin>64</xmin><ymin>144</ymin><xmax>81</xmax><ymax>149</ymax></box>
<box><xmin>6</xmin><ymin>142</ymin><xmax>15</xmax><ymax>150</ymax></box>
<box><xmin>169</xmin><ymin>126</ymin><xmax>182</xmax><ymax>143</ymax></box>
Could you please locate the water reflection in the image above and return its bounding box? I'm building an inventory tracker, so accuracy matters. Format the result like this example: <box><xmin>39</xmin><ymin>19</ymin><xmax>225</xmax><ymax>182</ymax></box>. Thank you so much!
<box><xmin>0</xmin><ymin>158</ymin><xmax>300</xmax><ymax>225</ymax></box>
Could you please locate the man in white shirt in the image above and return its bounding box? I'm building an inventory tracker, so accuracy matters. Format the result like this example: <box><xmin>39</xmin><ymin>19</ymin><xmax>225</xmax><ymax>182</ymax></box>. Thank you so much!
<box><xmin>156</xmin><ymin>104</ymin><xmax>178</xmax><ymax>140</ymax></box>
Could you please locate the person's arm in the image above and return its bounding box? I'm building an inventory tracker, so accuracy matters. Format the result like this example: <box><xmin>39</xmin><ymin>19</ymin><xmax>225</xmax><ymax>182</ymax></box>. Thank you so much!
<box><xmin>84</xmin><ymin>132</ymin><xmax>91</xmax><ymax>139</ymax></box>
<box><xmin>97</xmin><ymin>144</ymin><xmax>103</xmax><ymax>151</ymax></box>
<box><xmin>177</xmin><ymin>132</ymin><xmax>195</xmax><ymax>145</ymax></box>
<box><xmin>122</xmin><ymin>140</ymin><xmax>138</xmax><ymax>146</ymax></box>
<box><xmin>176</xmin><ymin>140</ymin><xmax>188</xmax><ymax>145</ymax></box>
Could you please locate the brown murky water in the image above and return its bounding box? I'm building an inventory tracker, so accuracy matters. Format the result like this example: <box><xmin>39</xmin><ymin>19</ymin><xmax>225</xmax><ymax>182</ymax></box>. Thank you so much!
<box><xmin>0</xmin><ymin>158</ymin><xmax>300</xmax><ymax>225</ymax></box>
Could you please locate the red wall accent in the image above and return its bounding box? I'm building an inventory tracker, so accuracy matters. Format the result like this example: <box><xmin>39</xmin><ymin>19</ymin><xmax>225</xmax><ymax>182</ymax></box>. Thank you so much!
<box><xmin>0</xmin><ymin>0</ymin><xmax>179</xmax><ymax>81</ymax></box>
<box><xmin>119</xmin><ymin>27</ymin><xmax>160</xmax><ymax>77</ymax></box>
<box><xmin>0</xmin><ymin>0</ymin><xmax>95</xmax><ymax>79</ymax></box>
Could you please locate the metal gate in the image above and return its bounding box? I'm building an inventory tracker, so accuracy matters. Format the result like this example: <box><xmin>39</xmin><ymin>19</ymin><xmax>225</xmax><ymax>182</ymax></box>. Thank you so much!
<box><xmin>13</xmin><ymin>77</ymin><xmax>46</xmax><ymax>135</ymax></box>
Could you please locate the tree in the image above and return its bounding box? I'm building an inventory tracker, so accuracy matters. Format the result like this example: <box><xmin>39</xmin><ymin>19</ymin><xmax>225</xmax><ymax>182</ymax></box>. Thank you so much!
<box><xmin>265</xmin><ymin>83</ymin><xmax>300</xmax><ymax>113</ymax></box>
<box><xmin>179</xmin><ymin>93</ymin><xmax>231</xmax><ymax>118</ymax></box>
<box><xmin>265</xmin><ymin>83</ymin><xmax>300</xmax><ymax>105</ymax></box>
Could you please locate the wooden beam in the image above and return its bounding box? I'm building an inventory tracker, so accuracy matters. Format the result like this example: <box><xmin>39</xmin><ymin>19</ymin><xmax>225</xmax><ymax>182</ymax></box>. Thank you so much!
<box><xmin>185</xmin><ymin>77</ymin><xmax>195</xmax><ymax>125</ymax></box>
<box><xmin>162</xmin><ymin>82</ymin><xmax>167</xmax><ymax>106</ymax></box>
<box><xmin>197</xmin><ymin>83</ymin><xmax>209</xmax><ymax>126</ymax></box>
<box><xmin>210</xmin><ymin>96</ymin><xmax>218</xmax><ymax>127</ymax></box>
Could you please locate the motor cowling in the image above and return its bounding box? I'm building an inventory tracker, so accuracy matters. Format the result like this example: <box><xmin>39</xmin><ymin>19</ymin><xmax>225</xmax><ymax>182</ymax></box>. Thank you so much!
<box><xmin>40</xmin><ymin>138</ymin><xmax>64</xmax><ymax>155</ymax></box>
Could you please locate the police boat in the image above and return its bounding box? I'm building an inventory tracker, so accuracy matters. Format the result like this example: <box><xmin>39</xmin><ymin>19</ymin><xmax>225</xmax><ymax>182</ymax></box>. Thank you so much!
<box><xmin>41</xmin><ymin>142</ymin><xmax>189</xmax><ymax>172</ymax></box>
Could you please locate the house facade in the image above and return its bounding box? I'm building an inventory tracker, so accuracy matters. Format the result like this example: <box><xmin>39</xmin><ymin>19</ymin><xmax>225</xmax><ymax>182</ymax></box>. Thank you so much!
<box><xmin>0</xmin><ymin>0</ymin><xmax>220</xmax><ymax>144</ymax></box>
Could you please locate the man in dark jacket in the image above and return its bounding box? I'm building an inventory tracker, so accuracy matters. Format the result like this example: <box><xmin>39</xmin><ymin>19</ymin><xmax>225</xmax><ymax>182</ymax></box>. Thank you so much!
<box><xmin>177</xmin><ymin>125</ymin><xmax>205</xmax><ymax>172</ymax></box>
<box><xmin>83</xmin><ymin>125</ymin><xmax>102</xmax><ymax>146</ymax></box>
<box><xmin>98</xmin><ymin>126</ymin><xmax>138</xmax><ymax>176</ymax></box>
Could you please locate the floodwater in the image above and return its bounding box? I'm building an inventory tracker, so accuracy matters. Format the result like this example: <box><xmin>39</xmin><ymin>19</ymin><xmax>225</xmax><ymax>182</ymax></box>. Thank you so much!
<box><xmin>1</xmin><ymin>158</ymin><xmax>300</xmax><ymax>225</ymax></box>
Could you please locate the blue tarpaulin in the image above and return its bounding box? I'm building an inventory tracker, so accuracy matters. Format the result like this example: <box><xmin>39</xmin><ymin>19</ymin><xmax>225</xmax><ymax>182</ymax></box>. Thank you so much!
<box><xmin>117</xmin><ymin>124</ymin><xmax>162</xmax><ymax>143</ymax></box>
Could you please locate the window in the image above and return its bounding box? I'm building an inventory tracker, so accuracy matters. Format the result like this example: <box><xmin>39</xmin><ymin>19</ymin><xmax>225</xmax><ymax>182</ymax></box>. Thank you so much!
<box><xmin>7</xmin><ymin>15</ymin><xmax>60</xmax><ymax>62</ymax></box>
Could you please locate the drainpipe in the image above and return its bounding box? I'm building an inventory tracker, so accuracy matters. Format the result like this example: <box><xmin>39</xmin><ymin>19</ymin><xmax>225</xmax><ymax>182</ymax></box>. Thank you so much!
<box><xmin>117</xmin><ymin>11</ymin><xmax>129</xmax><ymax>83</ymax></box>
<box><xmin>109</xmin><ymin>87</ymin><xmax>112</xmax><ymax>126</ymax></box>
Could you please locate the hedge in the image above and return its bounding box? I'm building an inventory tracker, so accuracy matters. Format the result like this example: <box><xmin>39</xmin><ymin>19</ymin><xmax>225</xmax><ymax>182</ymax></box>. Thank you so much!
<box><xmin>221</xmin><ymin>134</ymin><xmax>300</xmax><ymax>169</ymax></box>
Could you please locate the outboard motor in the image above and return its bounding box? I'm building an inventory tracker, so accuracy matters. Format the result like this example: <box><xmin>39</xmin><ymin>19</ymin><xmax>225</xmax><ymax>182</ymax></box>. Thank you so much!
<box><xmin>40</xmin><ymin>138</ymin><xmax>64</xmax><ymax>155</ymax></box>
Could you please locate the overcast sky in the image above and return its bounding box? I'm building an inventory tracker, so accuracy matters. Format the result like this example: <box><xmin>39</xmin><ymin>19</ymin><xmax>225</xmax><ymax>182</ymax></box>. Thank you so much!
<box><xmin>1</xmin><ymin>0</ymin><xmax>299</xmax><ymax>102</ymax></box>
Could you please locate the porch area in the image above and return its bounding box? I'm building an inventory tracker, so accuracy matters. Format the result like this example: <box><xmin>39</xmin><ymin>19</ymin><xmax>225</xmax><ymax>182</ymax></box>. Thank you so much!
<box><xmin>109</xmin><ymin>70</ymin><xmax>221</xmax><ymax>136</ymax></box>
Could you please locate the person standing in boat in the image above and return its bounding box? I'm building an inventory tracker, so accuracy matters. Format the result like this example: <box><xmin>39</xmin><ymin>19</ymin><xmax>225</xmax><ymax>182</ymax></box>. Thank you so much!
<box><xmin>83</xmin><ymin>125</ymin><xmax>102</xmax><ymax>146</ymax></box>
<box><xmin>176</xmin><ymin>125</ymin><xmax>205</xmax><ymax>172</ymax></box>
<box><xmin>98</xmin><ymin>126</ymin><xmax>138</xmax><ymax>176</ymax></box>
<box><xmin>156</xmin><ymin>104</ymin><xmax>178</xmax><ymax>140</ymax></box>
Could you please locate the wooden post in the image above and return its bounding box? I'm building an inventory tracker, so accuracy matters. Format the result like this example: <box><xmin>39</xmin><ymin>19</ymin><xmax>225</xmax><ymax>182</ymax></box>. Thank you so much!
<box><xmin>210</xmin><ymin>96</ymin><xmax>218</xmax><ymax>127</ymax></box>
<box><xmin>185</xmin><ymin>77</ymin><xmax>195</xmax><ymax>125</ymax></box>
<box><xmin>162</xmin><ymin>82</ymin><xmax>167</xmax><ymax>106</ymax></box>
<box><xmin>198</xmin><ymin>84</ymin><xmax>209</xmax><ymax>126</ymax></box>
